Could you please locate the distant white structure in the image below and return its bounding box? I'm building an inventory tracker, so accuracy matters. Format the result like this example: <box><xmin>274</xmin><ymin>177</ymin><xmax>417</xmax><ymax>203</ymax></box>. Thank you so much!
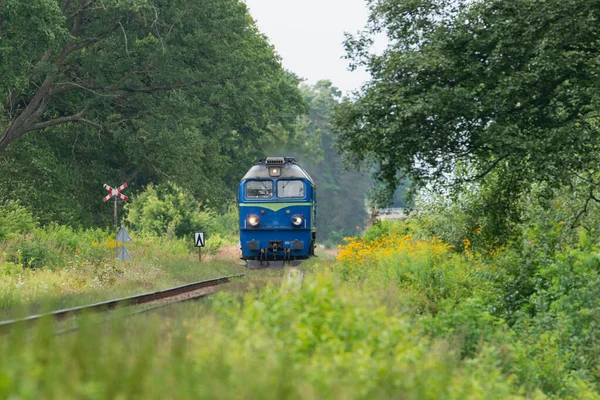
<box><xmin>376</xmin><ymin>208</ymin><xmax>409</xmax><ymax>220</ymax></box>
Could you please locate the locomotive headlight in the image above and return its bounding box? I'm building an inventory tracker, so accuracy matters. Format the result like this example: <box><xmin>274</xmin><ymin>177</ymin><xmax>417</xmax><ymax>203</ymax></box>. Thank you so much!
<box><xmin>269</xmin><ymin>167</ymin><xmax>281</xmax><ymax>177</ymax></box>
<box><xmin>248</xmin><ymin>214</ymin><xmax>260</xmax><ymax>227</ymax></box>
<box><xmin>292</xmin><ymin>215</ymin><xmax>303</xmax><ymax>226</ymax></box>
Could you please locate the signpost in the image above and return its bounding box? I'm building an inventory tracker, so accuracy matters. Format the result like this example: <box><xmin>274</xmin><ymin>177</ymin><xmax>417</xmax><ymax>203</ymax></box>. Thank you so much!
<box><xmin>195</xmin><ymin>231</ymin><xmax>205</xmax><ymax>262</ymax></box>
<box><xmin>116</xmin><ymin>226</ymin><xmax>133</xmax><ymax>261</ymax></box>
<box><xmin>103</xmin><ymin>183</ymin><xmax>130</xmax><ymax>259</ymax></box>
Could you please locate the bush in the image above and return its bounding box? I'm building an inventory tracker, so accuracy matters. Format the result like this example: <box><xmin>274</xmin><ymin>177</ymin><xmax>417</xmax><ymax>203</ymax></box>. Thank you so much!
<box><xmin>336</xmin><ymin>230</ymin><xmax>490</xmax><ymax>313</ymax></box>
<box><xmin>0</xmin><ymin>200</ymin><xmax>37</xmax><ymax>240</ymax></box>
<box><xmin>339</xmin><ymin>219</ymin><xmax>600</xmax><ymax>397</ymax></box>
<box><xmin>125</xmin><ymin>183</ymin><xmax>238</xmax><ymax>240</ymax></box>
<box><xmin>3</xmin><ymin>225</ymin><xmax>110</xmax><ymax>269</ymax></box>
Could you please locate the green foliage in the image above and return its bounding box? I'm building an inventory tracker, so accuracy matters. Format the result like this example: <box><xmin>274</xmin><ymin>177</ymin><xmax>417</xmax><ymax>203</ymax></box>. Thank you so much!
<box><xmin>0</xmin><ymin>0</ymin><xmax>306</xmax><ymax>226</ymax></box>
<box><xmin>125</xmin><ymin>183</ymin><xmax>238</xmax><ymax>241</ymax></box>
<box><xmin>276</xmin><ymin>81</ymin><xmax>379</xmax><ymax>242</ymax></box>
<box><xmin>0</xmin><ymin>230</ymin><xmax>245</xmax><ymax>312</ymax></box>
<box><xmin>0</xmin><ymin>0</ymin><xmax>67</xmax><ymax>97</ymax></box>
<box><xmin>0</xmin><ymin>273</ymin><xmax>526</xmax><ymax>399</ymax></box>
<box><xmin>125</xmin><ymin>183</ymin><xmax>202</xmax><ymax>239</ymax></box>
<box><xmin>421</xmin><ymin>297</ymin><xmax>506</xmax><ymax>358</ymax></box>
<box><xmin>415</xmin><ymin>168</ymin><xmax>527</xmax><ymax>251</ymax></box>
<box><xmin>0</xmin><ymin>200</ymin><xmax>37</xmax><ymax>239</ymax></box>
<box><xmin>349</xmin><ymin>220</ymin><xmax>600</xmax><ymax>397</ymax></box>
<box><xmin>6</xmin><ymin>214</ymin><xmax>600</xmax><ymax>397</ymax></box>
<box><xmin>2</xmin><ymin>225</ymin><xmax>110</xmax><ymax>269</ymax></box>
<box><xmin>334</xmin><ymin>0</ymin><xmax>600</xmax><ymax>209</ymax></box>
<box><xmin>526</xmin><ymin>251</ymin><xmax>600</xmax><ymax>382</ymax></box>
<box><xmin>361</xmin><ymin>219</ymin><xmax>411</xmax><ymax>242</ymax></box>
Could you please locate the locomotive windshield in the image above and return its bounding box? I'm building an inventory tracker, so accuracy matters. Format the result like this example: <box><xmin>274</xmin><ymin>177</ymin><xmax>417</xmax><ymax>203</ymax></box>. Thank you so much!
<box><xmin>246</xmin><ymin>180</ymin><xmax>273</xmax><ymax>199</ymax></box>
<box><xmin>277</xmin><ymin>180</ymin><xmax>305</xmax><ymax>198</ymax></box>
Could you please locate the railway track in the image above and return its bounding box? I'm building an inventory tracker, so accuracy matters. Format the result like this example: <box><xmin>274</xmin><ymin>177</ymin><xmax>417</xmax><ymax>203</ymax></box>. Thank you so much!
<box><xmin>0</xmin><ymin>274</ymin><xmax>243</xmax><ymax>332</ymax></box>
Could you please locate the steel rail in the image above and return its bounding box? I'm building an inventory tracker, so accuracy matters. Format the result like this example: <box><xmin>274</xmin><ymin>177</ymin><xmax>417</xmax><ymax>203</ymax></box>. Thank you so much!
<box><xmin>0</xmin><ymin>274</ymin><xmax>243</xmax><ymax>331</ymax></box>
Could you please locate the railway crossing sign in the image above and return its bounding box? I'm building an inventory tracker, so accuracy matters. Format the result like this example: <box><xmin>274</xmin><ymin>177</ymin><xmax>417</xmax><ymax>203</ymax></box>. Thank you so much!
<box><xmin>195</xmin><ymin>232</ymin><xmax>205</xmax><ymax>247</ymax></box>
<box><xmin>103</xmin><ymin>183</ymin><xmax>128</xmax><ymax>202</ymax></box>
<box><xmin>103</xmin><ymin>182</ymin><xmax>130</xmax><ymax>260</ymax></box>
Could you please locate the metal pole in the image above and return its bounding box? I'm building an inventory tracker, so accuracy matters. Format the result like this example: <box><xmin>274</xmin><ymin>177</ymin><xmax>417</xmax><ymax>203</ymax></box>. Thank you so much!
<box><xmin>114</xmin><ymin>195</ymin><xmax>118</xmax><ymax>257</ymax></box>
<box><xmin>198</xmin><ymin>247</ymin><xmax>202</xmax><ymax>262</ymax></box>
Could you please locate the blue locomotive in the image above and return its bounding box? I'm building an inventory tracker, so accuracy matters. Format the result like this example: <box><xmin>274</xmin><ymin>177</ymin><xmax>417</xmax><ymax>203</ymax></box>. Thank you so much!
<box><xmin>238</xmin><ymin>157</ymin><xmax>316</xmax><ymax>268</ymax></box>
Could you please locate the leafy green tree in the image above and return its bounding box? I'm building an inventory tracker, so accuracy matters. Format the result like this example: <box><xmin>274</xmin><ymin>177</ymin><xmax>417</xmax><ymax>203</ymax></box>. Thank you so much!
<box><xmin>0</xmin><ymin>0</ymin><xmax>306</xmax><ymax>225</ymax></box>
<box><xmin>334</xmin><ymin>0</ymin><xmax>600</xmax><ymax>204</ymax></box>
<box><xmin>287</xmin><ymin>81</ymin><xmax>374</xmax><ymax>242</ymax></box>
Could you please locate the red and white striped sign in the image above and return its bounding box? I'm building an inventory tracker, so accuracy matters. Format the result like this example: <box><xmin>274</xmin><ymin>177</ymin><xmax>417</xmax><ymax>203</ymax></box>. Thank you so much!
<box><xmin>103</xmin><ymin>183</ymin><xmax>128</xmax><ymax>202</ymax></box>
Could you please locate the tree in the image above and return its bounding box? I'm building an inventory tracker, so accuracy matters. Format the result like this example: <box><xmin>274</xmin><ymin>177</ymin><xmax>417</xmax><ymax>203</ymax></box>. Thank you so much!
<box><xmin>0</xmin><ymin>0</ymin><xmax>306</xmax><ymax>225</ymax></box>
<box><xmin>333</xmin><ymin>0</ymin><xmax>600</xmax><ymax>203</ymax></box>
<box><xmin>286</xmin><ymin>81</ymin><xmax>375</xmax><ymax>242</ymax></box>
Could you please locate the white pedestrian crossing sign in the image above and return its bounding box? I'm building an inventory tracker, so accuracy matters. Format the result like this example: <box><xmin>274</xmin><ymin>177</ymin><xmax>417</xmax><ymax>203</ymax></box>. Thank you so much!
<box><xmin>195</xmin><ymin>232</ymin><xmax>205</xmax><ymax>247</ymax></box>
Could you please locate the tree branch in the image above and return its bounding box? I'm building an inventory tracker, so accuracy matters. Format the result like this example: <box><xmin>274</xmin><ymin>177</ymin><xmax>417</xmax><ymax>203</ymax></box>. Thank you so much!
<box><xmin>54</xmin><ymin>23</ymin><xmax>120</xmax><ymax>65</ymax></box>
<box><xmin>570</xmin><ymin>185</ymin><xmax>600</xmax><ymax>229</ymax></box>
<box><xmin>454</xmin><ymin>154</ymin><xmax>511</xmax><ymax>184</ymax></box>
<box><xmin>51</xmin><ymin>79</ymin><xmax>225</xmax><ymax>97</ymax></box>
<box><xmin>0</xmin><ymin>76</ymin><xmax>54</xmax><ymax>151</ymax></box>
<box><xmin>61</xmin><ymin>0</ymin><xmax>71</xmax><ymax>13</ymax></box>
<box><xmin>24</xmin><ymin>109</ymin><xmax>104</xmax><ymax>134</ymax></box>
<box><xmin>68</xmin><ymin>0</ymin><xmax>98</xmax><ymax>21</ymax></box>
<box><xmin>117</xmin><ymin>80</ymin><xmax>220</xmax><ymax>94</ymax></box>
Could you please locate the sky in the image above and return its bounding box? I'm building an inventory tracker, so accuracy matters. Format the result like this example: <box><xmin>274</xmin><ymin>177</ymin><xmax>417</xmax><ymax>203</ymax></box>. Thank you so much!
<box><xmin>243</xmin><ymin>0</ymin><xmax>376</xmax><ymax>94</ymax></box>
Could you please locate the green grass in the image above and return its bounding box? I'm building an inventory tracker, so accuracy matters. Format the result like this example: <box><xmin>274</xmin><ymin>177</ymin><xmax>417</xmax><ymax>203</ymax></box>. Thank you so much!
<box><xmin>5</xmin><ymin>220</ymin><xmax>598</xmax><ymax>398</ymax></box>
<box><xmin>0</xmin><ymin>268</ymin><xmax>528</xmax><ymax>400</ymax></box>
<box><xmin>0</xmin><ymin>237</ymin><xmax>331</xmax><ymax>321</ymax></box>
<box><xmin>0</xmin><ymin>229</ymin><xmax>244</xmax><ymax>317</ymax></box>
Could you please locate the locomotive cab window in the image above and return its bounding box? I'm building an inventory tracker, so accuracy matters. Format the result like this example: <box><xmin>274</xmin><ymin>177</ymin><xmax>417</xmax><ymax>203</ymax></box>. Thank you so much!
<box><xmin>277</xmin><ymin>180</ymin><xmax>305</xmax><ymax>198</ymax></box>
<box><xmin>246</xmin><ymin>180</ymin><xmax>273</xmax><ymax>199</ymax></box>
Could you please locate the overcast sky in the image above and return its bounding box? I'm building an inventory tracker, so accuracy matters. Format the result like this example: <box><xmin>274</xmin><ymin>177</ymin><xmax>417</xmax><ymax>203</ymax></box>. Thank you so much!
<box><xmin>243</xmin><ymin>0</ymin><xmax>374</xmax><ymax>94</ymax></box>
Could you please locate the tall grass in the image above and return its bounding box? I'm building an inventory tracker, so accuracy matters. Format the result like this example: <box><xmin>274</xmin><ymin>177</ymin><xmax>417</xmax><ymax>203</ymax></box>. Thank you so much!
<box><xmin>0</xmin><ymin>197</ymin><xmax>241</xmax><ymax>315</ymax></box>
<box><xmin>335</xmin><ymin>221</ymin><xmax>600</xmax><ymax>398</ymax></box>
<box><xmin>0</xmin><ymin>274</ymin><xmax>528</xmax><ymax>400</ymax></box>
<box><xmin>0</xmin><ymin>230</ymin><xmax>245</xmax><ymax>319</ymax></box>
<box><xmin>3</xmin><ymin>214</ymin><xmax>600</xmax><ymax>398</ymax></box>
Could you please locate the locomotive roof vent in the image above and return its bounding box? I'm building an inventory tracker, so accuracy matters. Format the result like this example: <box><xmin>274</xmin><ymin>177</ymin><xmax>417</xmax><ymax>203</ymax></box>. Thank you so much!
<box><xmin>265</xmin><ymin>157</ymin><xmax>285</xmax><ymax>165</ymax></box>
<box><xmin>263</xmin><ymin>157</ymin><xmax>298</xmax><ymax>165</ymax></box>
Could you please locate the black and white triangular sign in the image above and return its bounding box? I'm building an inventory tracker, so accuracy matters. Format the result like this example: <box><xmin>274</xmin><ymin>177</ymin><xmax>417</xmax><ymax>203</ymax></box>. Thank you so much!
<box><xmin>194</xmin><ymin>231</ymin><xmax>205</xmax><ymax>247</ymax></box>
<box><xmin>118</xmin><ymin>244</ymin><xmax>132</xmax><ymax>261</ymax></box>
<box><xmin>116</xmin><ymin>226</ymin><xmax>132</xmax><ymax>243</ymax></box>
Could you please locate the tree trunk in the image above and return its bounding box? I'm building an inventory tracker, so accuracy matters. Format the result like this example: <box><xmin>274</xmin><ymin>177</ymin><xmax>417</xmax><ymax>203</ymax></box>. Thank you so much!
<box><xmin>0</xmin><ymin>76</ymin><xmax>54</xmax><ymax>152</ymax></box>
